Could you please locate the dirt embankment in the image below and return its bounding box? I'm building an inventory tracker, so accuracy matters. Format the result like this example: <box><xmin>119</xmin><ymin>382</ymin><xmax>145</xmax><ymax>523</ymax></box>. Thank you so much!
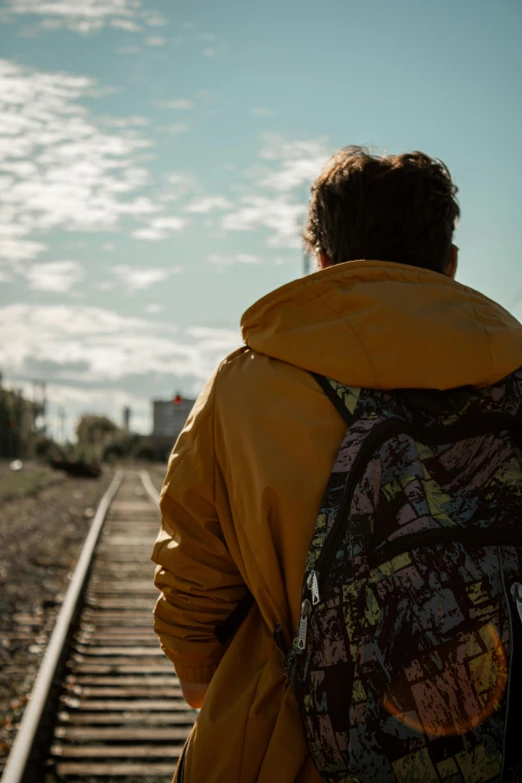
<box><xmin>0</xmin><ymin>469</ymin><xmax>114</xmax><ymax>764</ymax></box>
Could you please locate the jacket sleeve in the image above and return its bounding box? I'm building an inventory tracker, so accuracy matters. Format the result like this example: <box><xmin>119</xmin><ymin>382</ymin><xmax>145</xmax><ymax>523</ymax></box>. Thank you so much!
<box><xmin>151</xmin><ymin>365</ymin><xmax>246</xmax><ymax>684</ymax></box>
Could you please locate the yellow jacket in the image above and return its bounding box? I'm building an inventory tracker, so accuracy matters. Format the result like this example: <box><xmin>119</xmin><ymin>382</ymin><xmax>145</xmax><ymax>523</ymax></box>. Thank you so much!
<box><xmin>151</xmin><ymin>260</ymin><xmax>522</xmax><ymax>783</ymax></box>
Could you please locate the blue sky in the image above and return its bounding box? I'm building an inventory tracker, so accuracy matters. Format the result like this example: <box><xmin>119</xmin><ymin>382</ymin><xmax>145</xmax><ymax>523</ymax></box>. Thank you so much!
<box><xmin>0</xmin><ymin>0</ymin><xmax>520</xmax><ymax>437</ymax></box>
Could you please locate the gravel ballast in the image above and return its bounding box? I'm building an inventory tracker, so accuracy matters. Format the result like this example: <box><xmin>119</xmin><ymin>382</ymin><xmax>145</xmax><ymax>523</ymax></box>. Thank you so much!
<box><xmin>0</xmin><ymin>468</ymin><xmax>114</xmax><ymax>769</ymax></box>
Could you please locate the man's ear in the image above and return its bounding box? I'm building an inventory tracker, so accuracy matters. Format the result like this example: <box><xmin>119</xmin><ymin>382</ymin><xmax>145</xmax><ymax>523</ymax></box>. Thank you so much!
<box><xmin>317</xmin><ymin>248</ymin><xmax>333</xmax><ymax>270</ymax></box>
<box><xmin>445</xmin><ymin>244</ymin><xmax>458</xmax><ymax>279</ymax></box>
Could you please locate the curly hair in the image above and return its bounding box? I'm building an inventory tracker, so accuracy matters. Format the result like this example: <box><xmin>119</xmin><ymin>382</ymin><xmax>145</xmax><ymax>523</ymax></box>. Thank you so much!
<box><xmin>304</xmin><ymin>146</ymin><xmax>460</xmax><ymax>273</ymax></box>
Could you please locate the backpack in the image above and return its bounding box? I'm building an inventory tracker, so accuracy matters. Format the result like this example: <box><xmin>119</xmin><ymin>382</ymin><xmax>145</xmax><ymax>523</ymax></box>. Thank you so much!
<box><xmin>285</xmin><ymin>370</ymin><xmax>522</xmax><ymax>783</ymax></box>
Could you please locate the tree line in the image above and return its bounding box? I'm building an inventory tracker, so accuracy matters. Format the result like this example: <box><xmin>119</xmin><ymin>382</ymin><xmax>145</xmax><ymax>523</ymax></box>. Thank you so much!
<box><xmin>0</xmin><ymin>377</ymin><xmax>154</xmax><ymax>463</ymax></box>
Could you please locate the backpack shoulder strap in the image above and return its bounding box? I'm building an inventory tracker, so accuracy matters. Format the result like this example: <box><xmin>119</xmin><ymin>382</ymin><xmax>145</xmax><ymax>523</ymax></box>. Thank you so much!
<box><xmin>310</xmin><ymin>372</ymin><xmax>358</xmax><ymax>428</ymax></box>
<box><xmin>215</xmin><ymin>374</ymin><xmax>359</xmax><ymax>647</ymax></box>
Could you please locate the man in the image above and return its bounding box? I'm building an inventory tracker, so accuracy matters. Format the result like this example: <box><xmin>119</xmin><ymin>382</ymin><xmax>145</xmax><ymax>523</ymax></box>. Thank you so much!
<box><xmin>151</xmin><ymin>147</ymin><xmax>522</xmax><ymax>783</ymax></box>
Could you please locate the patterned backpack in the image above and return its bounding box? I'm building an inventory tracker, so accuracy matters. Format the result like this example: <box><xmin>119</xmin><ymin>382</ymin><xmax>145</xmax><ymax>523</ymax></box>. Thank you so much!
<box><xmin>285</xmin><ymin>370</ymin><xmax>522</xmax><ymax>783</ymax></box>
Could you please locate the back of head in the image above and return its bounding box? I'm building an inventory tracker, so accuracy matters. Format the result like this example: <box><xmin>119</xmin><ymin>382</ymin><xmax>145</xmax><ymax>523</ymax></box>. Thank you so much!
<box><xmin>304</xmin><ymin>146</ymin><xmax>460</xmax><ymax>274</ymax></box>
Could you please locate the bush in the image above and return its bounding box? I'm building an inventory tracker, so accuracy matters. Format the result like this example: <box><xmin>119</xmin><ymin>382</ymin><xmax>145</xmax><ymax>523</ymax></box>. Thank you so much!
<box><xmin>132</xmin><ymin>444</ymin><xmax>155</xmax><ymax>461</ymax></box>
<box><xmin>34</xmin><ymin>436</ymin><xmax>64</xmax><ymax>460</ymax></box>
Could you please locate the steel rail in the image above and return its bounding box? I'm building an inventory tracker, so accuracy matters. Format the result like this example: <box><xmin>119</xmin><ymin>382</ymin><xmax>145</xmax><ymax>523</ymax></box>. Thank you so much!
<box><xmin>140</xmin><ymin>469</ymin><xmax>161</xmax><ymax>507</ymax></box>
<box><xmin>1</xmin><ymin>469</ymin><xmax>125</xmax><ymax>783</ymax></box>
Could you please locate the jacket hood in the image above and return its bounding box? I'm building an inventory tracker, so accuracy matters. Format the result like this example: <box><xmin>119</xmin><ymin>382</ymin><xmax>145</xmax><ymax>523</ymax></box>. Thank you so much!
<box><xmin>241</xmin><ymin>260</ymin><xmax>522</xmax><ymax>390</ymax></box>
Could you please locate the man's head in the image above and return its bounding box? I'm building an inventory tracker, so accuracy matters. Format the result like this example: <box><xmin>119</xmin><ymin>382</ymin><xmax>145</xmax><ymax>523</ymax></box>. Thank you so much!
<box><xmin>304</xmin><ymin>146</ymin><xmax>460</xmax><ymax>277</ymax></box>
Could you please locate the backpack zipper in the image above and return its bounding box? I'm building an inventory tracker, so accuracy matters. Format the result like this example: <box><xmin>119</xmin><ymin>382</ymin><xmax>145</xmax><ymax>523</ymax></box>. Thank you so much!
<box><xmin>308</xmin><ymin>412</ymin><xmax>522</xmax><ymax>601</ymax></box>
<box><xmin>306</xmin><ymin>570</ymin><xmax>321</xmax><ymax>605</ymax></box>
<box><xmin>297</xmin><ymin>599</ymin><xmax>312</xmax><ymax>650</ymax></box>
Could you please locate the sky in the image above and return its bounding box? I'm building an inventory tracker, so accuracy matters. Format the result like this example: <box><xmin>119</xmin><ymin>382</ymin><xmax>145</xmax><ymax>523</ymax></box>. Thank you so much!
<box><xmin>0</xmin><ymin>0</ymin><xmax>521</xmax><ymax>439</ymax></box>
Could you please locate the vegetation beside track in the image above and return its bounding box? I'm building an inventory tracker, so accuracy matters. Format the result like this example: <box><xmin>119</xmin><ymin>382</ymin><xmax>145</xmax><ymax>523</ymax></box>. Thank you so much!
<box><xmin>0</xmin><ymin>469</ymin><xmax>114</xmax><ymax>772</ymax></box>
<box><xmin>0</xmin><ymin>465</ymin><xmax>65</xmax><ymax>504</ymax></box>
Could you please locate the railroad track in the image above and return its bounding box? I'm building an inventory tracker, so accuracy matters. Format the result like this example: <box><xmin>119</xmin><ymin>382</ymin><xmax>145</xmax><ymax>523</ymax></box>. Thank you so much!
<box><xmin>1</xmin><ymin>469</ymin><xmax>195</xmax><ymax>783</ymax></box>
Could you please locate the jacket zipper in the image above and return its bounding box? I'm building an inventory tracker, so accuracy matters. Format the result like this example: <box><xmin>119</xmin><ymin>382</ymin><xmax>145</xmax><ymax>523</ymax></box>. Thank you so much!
<box><xmin>306</xmin><ymin>412</ymin><xmax>522</xmax><ymax>604</ymax></box>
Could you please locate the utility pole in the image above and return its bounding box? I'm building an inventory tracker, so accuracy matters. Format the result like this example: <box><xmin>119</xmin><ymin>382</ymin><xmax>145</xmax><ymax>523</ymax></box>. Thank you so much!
<box><xmin>32</xmin><ymin>380</ymin><xmax>47</xmax><ymax>433</ymax></box>
<box><xmin>58</xmin><ymin>406</ymin><xmax>66</xmax><ymax>443</ymax></box>
<box><xmin>41</xmin><ymin>382</ymin><xmax>47</xmax><ymax>433</ymax></box>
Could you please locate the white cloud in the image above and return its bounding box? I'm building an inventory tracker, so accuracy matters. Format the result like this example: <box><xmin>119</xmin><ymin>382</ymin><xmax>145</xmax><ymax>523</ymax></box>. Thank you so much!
<box><xmin>145</xmin><ymin>303</ymin><xmax>163</xmax><ymax>314</ymax></box>
<box><xmin>101</xmin><ymin>115</ymin><xmax>150</xmax><ymax>128</ymax></box>
<box><xmin>185</xmin><ymin>195</ymin><xmax>232</xmax><ymax>214</ymax></box>
<box><xmin>152</xmin><ymin>99</ymin><xmax>194</xmax><ymax>110</ymax></box>
<box><xmin>160</xmin><ymin>172</ymin><xmax>200</xmax><ymax>202</ymax></box>
<box><xmin>259</xmin><ymin>159</ymin><xmax>325</xmax><ymax>192</ymax></box>
<box><xmin>131</xmin><ymin>216</ymin><xmax>187</xmax><ymax>241</ymax></box>
<box><xmin>40</xmin><ymin>18</ymin><xmax>62</xmax><ymax>29</ymax></box>
<box><xmin>0</xmin><ymin>225</ymin><xmax>45</xmax><ymax>263</ymax></box>
<box><xmin>2</xmin><ymin>0</ymin><xmax>144</xmax><ymax>34</ymax></box>
<box><xmin>146</xmin><ymin>16</ymin><xmax>167</xmax><ymax>26</ymax></box>
<box><xmin>221</xmin><ymin>195</ymin><xmax>306</xmax><ymax>249</ymax></box>
<box><xmin>203</xmin><ymin>48</ymin><xmax>216</xmax><ymax>57</ymax></box>
<box><xmin>0</xmin><ymin>303</ymin><xmax>241</xmax><ymax>433</ymax></box>
<box><xmin>146</xmin><ymin>36</ymin><xmax>165</xmax><ymax>46</ymax></box>
<box><xmin>159</xmin><ymin>123</ymin><xmax>188</xmax><ymax>135</ymax></box>
<box><xmin>207</xmin><ymin>253</ymin><xmax>261</xmax><ymax>268</ymax></box>
<box><xmin>258</xmin><ymin>134</ymin><xmax>329</xmax><ymax>192</ymax></box>
<box><xmin>0</xmin><ymin>58</ymin><xmax>189</xmax><ymax>268</ymax></box>
<box><xmin>112</xmin><ymin>264</ymin><xmax>181</xmax><ymax>292</ymax></box>
<box><xmin>166</xmin><ymin>172</ymin><xmax>199</xmax><ymax>189</ymax></box>
<box><xmin>250</xmin><ymin>107</ymin><xmax>275</xmax><ymax>117</ymax></box>
<box><xmin>110</xmin><ymin>18</ymin><xmax>140</xmax><ymax>32</ymax></box>
<box><xmin>215</xmin><ymin>133</ymin><xmax>329</xmax><ymax>249</ymax></box>
<box><xmin>25</xmin><ymin>260</ymin><xmax>85</xmax><ymax>292</ymax></box>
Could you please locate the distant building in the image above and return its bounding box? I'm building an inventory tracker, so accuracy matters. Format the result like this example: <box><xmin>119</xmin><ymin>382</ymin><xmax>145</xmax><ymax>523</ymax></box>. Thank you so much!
<box><xmin>149</xmin><ymin>393</ymin><xmax>196</xmax><ymax>461</ymax></box>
